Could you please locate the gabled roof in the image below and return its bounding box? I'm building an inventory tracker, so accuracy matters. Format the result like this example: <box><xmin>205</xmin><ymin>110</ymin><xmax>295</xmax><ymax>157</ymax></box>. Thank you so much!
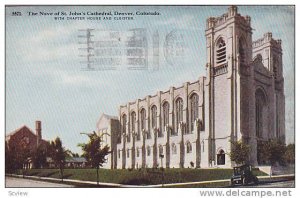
<box><xmin>96</xmin><ymin>113</ymin><xmax>118</xmax><ymax>131</ymax></box>
<box><xmin>6</xmin><ymin>125</ymin><xmax>36</xmax><ymax>138</ymax></box>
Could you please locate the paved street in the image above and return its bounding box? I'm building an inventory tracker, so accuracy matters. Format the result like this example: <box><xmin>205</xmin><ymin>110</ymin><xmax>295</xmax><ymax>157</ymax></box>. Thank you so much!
<box><xmin>231</xmin><ymin>180</ymin><xmax>295</xmax><ymax>188</ymax></box>
<box><xmin>6</xmin><ymin>176</ymin><xmax>294</xmax><ymax>188</ymax></box>
<box><xmin>255</xmin><ymin>180</ymin><xmax>295</xmax><ymax>188</ymax></box>
<box><xmin>6</xmin><ymin>177</ymin><xmax>74</xmax><ymax>188</ymax></box>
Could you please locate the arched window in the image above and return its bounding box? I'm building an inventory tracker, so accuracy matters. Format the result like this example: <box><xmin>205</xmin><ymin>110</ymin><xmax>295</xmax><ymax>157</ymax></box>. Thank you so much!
<box><xmin>147</xmin><ymin>146</ymin><xmax>151</xmax><ymax>156</ymax></box>
<box><xmin>121</xmin><ymin>114</ymin><xmax>127</xmax><ymax>143</ymax></box>
<box><xmin>239</xmin><ymin>38</ymin><xmax>246</xmax><ymax>65</ymax></box>
<box><xmin>140</xmin><ymin>108</ymin><xmax>146</xmax><ymax>130</ymax></box>
<box><xmin>190</xmin><ymin>93</ymin><xmax>199</xmax><ymax>132</ymax></box>
<box><xmin>216</xmin><ymin>38</ymin><xmax>226</xmax><ymax>65</ymax></box>
<box><xmin>158</xmin><ymin>145</ymin><xmax>163</xmax><ymax>156</ymax></box>
<box><xmin>175</xmin><ymin>98</ymin><xmax>183</xmax><ymax>133</ymax></box>
<box><xmin>130</xmin><ymin>112</ymin><xmax>136</xmax><ymax>142</ymax></box>
<box><xmin>186</xmin><ymin>141</ymin><xmax>192</xmax><ymax>153</ymax></box>
<box><xmin>140</xmin><ymin>108</ymin><xmax>147</xmax><ymax>140</ymax></box>
<box><xmin>273</xmin><ymin>56</ymin><xmax>279</xmax><ymax>80</ymax></box>
<box><xmin>131</xmin><ymin>111</ymin><xmax>136</xmax><ymax>132</ymax></box>
<box><xmin>217</xmin><ymin>149</ymin><xmax>225</xmax><ymax>165</ymax></box>
<box><xmin>136</xmin><ymin>147</ymin><xmax>140</xmax><ymax>158</ymax></box>
<box><xmin>151</xmin><ymin>105</ymin><xmax>157</xmax><ymax>129</ymax></box>
<box><xmin>162</xmin><ymin>102</ymin><xmax>169</xmax><ymax>128</ymax></box>
<box><xmin>171</xmin><ymin>143</ymin><xmax>177</xmax><ymax>155</ymax></box>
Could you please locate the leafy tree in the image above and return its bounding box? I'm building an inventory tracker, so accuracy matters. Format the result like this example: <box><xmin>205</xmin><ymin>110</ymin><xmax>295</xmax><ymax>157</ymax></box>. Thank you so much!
<box><xmin>5</xmin><ymin>141</ymin><xmax>13</xmax><ymax>173</ymax></box>
<box><xmin>229</xmin><ymin>140</ymin><xmax>250</xmax><ymax>165</ymax></box>
<box><xmin>32</xmin><ymin>144</ymin><xmax>48</xmax><ymax>168</ymax></box>
<box><xmin>285</xmin><ymin>143</ymin><xmax>295</xmax><ymax>164</ymax></box>
<box><xmin>78</xmin><ymin>131</ymin><xmax>110</xmax><ymax>185</ymax></box>
<box><xmin>49</xmin><ymin>137</ymin><xmax>69</xmax><ymax>182</ymax></box>
<box><xmin>257</xmin><ymin>139</ymin><xmax>286</xmax><ymax>165</ymax></box>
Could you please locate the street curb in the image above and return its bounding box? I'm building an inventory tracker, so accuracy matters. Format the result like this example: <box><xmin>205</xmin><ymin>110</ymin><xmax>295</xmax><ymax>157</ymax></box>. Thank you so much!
<box><xmin>6</xmin><ymin>173</ymin><xmax>295</xmax><ymax>188</ymax></box>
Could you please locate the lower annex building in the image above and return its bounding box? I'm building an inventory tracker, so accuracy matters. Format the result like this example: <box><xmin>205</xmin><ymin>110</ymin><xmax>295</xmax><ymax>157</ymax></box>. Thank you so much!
<box><xmin>97</xmin><ymin>6</ymin><xmax>285</xmax><ymax>169</ymax></box>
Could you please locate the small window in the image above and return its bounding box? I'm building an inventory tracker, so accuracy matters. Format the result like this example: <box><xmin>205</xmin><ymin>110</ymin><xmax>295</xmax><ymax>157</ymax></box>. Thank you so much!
<box><xmin>147</xmin><ymin>146</ymin><xmax>151</xmax><ymax>156</ymax></box>
<box><xmin>217</xmin><ymin>149</ymin><xmax>225</xmax><ymax>165</ymax></box>
<box><xmin>186</xmin><ymin>142</ymin><xmax>192</xmax><ymax>153</ymax></box>
<box><xmin>136</xmin><ymin>148</ymin><xmax>140</xmax><ymax>157</ymax></box>
<box><xmin>158</xmin><ymin>145</ymin><xmax>163</xmax><ymax>156</ymax></box>
<box><xmin>146</xmin><ymin>131</ymin><xmax>151</xmax><ymax>139</ymax></box>
<box><xmin>172</xmin><ymin>143</ymin><xmax>177</xmax><ymax>155</ymax></box>
<box><xmin>157</xmin><ymin>129</ymin><xmax>163</xmax><ymax>138</ymax></box>
<box><xmin>127</xmin><ymin>149</ymin><xmax>130</xmax><ymax>158</ymax></box>
<box><xmin>118</xmin><ymin>149</ymin><xmax>121</xmax><ymax>159</ymax></box>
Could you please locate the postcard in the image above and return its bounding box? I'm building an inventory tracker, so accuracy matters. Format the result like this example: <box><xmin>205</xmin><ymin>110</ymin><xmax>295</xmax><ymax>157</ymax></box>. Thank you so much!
<box><xmin>4</xmin><ymin>4</ymin><xmax>295</xmax><ymax>195</ymax></box>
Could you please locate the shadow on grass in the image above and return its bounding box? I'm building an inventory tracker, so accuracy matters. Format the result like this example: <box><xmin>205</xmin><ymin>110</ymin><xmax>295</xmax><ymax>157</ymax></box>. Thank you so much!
<box><xmin>63</xmin><ymin>174</ymin><xmax>73</xmax><ymax>179</ymax></box>
<box><xmin>122</xmin><ymin>178</ymin><xmax>152</xmax><ymax>185</ymax></box>
<box><xmin>27</xmin><ymin>172</ymin><xmax>39</xmax><ymax>176</ymax></box>
<box><xmin>41</xmin><ymin>171</ymin><xmax>59</xmax><ymax>177</ymax></box>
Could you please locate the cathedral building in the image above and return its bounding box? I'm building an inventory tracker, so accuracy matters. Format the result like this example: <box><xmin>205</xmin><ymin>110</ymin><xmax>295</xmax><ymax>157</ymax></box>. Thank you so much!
<box><xmin>97</xmin><ymin>6</ymin><xmax>285</xmax><ymax>169</ymax></box>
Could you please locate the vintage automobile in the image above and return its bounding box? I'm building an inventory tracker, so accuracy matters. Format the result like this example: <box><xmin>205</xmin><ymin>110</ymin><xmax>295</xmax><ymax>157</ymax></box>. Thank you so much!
<box><xmin>230</xmin><ymin>164</ymin><xmax>259</xmax><ymax>186</ymax></box>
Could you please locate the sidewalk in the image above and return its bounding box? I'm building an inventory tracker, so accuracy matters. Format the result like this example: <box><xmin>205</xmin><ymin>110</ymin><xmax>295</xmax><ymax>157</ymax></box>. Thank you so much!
<box><xmin>6</xmin><ymin>173</ymin><xmax>295</xmax><ymax>188</ymax></box>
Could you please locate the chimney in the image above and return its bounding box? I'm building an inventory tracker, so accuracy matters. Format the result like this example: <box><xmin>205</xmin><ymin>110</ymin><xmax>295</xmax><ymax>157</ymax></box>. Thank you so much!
<box><xmin>36</xmin><ymin>120</ymin><xmax>42</xmax><ymax>146</ymax></box>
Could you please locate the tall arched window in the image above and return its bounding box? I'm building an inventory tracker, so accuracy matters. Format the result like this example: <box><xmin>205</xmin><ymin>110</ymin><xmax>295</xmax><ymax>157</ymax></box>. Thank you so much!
<box><xmin>216</xmin><ymin>38</ymin><xmax>226</xmax><ymax>65</ymax></box>
<box><xmin>130</xmin><ymin>111</ymin><xmax>136</xmax><ymax>142</ymax></box>
<box><xmin>140</xmin><ymin>108</ymin><xmax>146</xmax><ymax>130</ymax></box>
<box><xmin>162</xmin><ymin>102</ymin><xmax>169</xmax><ymax>129</ymax></box>
<box><xmin>175</xmin><ymin>98</ymin><xmax>183</xmax><ymax>133</ymax></box>
<box><xmin>140</xmin><ymin>108</ymin><xmax>146</xmax><ymax>140</ymax></box>
<box><xmin>151</xmin><ymin>105</ymin><xmax>157</xmax><ymax>129</ymax></box>
<box><xmin>239</xmin><ymin>38</ymin><xmax>246</xmax><ymax>65</ymax></box>
<box><xmin>186</xmin><ymin>141</ymin><xmax>192</xmax><ymax>153</ymax></box>
<box><xmin>273</xmin><ymin>56</ymin><xmax>279</xmax><ymax>80</ymax></box>
<box><xmin>171</xmin><ymin>143</ymin><xmax>177</xmax><ymax>155</ymax></box>
<box><xmin>190</xmin><ymin>93</ymin><xmax>199</xmax><ymax>132</ymax></box>
<box><xmin>121</xmin><ymin>114</ymin><xmax>127</xmax><ymax>143</ymax></box>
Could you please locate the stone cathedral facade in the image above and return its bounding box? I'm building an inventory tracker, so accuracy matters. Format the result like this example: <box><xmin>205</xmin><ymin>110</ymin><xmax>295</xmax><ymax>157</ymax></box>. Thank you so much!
<box><xmin>97</xmin><ymin>6</ymin><xmax>285</xmax><ymax>169</ymax></box>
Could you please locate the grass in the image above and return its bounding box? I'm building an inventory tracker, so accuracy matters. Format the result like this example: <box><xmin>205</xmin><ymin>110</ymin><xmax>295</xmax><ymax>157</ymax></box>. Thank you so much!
<box><xmin>13</xmin><ymin>168</ymin><xmax>267</xmax><ymax>186</ymax></box>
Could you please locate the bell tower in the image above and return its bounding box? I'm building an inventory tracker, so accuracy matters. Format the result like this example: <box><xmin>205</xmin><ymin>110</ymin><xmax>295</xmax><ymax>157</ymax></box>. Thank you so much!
<box><xmin>204</xmin><ymin>6</ymin><xmax>253</xmax><ymax>167</ymax></box>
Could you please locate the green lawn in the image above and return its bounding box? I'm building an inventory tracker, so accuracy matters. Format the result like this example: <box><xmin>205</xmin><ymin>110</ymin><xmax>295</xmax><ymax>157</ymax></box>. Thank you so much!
<box><xmin>15</xmin><ymin>168</ymin><xmax>267</xmax><ymax>186</ymax></box>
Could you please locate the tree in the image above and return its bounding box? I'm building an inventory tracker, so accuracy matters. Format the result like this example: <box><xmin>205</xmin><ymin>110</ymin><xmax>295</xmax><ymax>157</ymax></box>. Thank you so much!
<box><xmin>5</xmin><ymin>141</ymin><xmax>13</xmax><ymax>173</ymax></box>
<box><xmin>49</xmin><ymin>137</ymin><xmax>69</xmax><ymax>182</ymax></box>
<box><xmin>285</xmin><ymin>143</ymin><xmax>295</xmax><ymax>164</ymax></box>
<box><xmin>257</xmin><ymin>139</ymin><xmax>286</xmax><ymax>165</ymax></box>
<box><xmin>229</xmin><ymin>140</ymin><xmax>250</xmax><ymax>165</ymax></box>
<box><xmin>78</xmin><ymin>131</ymin><xmax>110</xmax><ymax>185</ymax></box>
<box><xmin>32</xmin><ymin>144</ymin><xmax>48</xmax><ymax>169</ymax></box>
<box><xmin>5</xmin><ymin>140</ymin><xmax>31</xmax><ymax>173</ymax></box>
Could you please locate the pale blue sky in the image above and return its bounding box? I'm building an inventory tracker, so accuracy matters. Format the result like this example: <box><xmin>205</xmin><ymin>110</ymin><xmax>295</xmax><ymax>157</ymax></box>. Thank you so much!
<box><xmin>6</xmin><ymin>6</ymin><xmax>294</xmax><ymax>154</ymax></box>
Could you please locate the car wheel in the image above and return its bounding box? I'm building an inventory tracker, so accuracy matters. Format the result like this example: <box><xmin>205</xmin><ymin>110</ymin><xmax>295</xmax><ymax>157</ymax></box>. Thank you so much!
<box><xmin>230</xmin><ymin>179</ymin><xmax>234</xmax><ymax>187</ymax></box>
<box><xmin>242</xmin><ymin>178</ymin><xmax>248</xmax><ymax>186</ymax></box>
<box><xmin>254</xmin><ymin>177</ymin><xmax>259</xmax><ymax>185</ymax></box>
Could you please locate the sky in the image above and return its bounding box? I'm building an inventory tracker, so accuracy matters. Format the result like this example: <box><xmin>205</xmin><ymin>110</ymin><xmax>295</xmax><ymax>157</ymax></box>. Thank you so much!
<box><xmin>5</xmin><ymin>6</ymin><xmax>295</xmax><ymax>154</ymax></box>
